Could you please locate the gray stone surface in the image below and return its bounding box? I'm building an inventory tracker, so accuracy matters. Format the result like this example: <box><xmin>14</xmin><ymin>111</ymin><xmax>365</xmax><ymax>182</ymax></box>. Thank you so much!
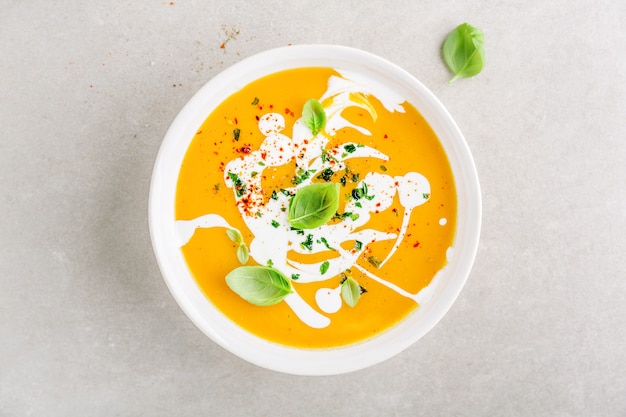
<box><xmin>1</xmin><ymin>1</ymin><xmax>625</xmax><ymax>416</ymax></box>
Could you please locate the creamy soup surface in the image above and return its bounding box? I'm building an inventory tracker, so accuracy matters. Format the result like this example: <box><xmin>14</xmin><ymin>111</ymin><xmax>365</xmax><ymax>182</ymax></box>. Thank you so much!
<box><xmin>175</xmin><ymin>67</ymin><xmax>457</xmax><ymax>348</ymax></box>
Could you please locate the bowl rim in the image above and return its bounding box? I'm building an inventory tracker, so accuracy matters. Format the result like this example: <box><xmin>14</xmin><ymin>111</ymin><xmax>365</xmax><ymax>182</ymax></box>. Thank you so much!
<box><xmin>149</xmin><ymin>44</ymin><xmax>481</xmax><ymax>375</ymax></box>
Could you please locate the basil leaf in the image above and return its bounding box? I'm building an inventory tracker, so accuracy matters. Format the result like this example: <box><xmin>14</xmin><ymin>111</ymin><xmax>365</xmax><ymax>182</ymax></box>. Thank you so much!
<box><xmin>367</xmin><ymin>256</ymin><xmax>382</xmax><ymax>268</ymax></box>
<box><xmin>442</xmin><ymin>23</ymin><xmax>485</xmax><ymax>83</ymax></box>
<box><xmin>236</xmin><ymin>244</ymin><xmax>249</xmax><ymax>264</ymax></box>
<box><xmin>302</xmin><ymin>98</ymin><xmax>326</xmax><ymax>136</ymax></box>
<box><xmin>341</xmin><ymin>276</ymin><xmax>361</xmax><ymax>307</ymax></box>
<box><xmin>225</xmin><ymin>266</ymin><xmax>292</xmax><ymax>306</ymax></box>
<box><xmin>226</xmin><ymin>228</ymin><xmax>243</xmax><ymax>245</ymax></box>
<box><xmin>288</xmin><ymin>183</ymin><xmax>340</xmax><ymax>229</ymax></box>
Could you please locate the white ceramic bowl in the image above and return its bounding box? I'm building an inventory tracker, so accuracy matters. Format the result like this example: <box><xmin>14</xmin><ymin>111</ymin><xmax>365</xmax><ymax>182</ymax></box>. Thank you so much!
<box><xmin>149</xmin><ymin>45</ymin><xmax>481</xmax><ymax>375</ymax></box>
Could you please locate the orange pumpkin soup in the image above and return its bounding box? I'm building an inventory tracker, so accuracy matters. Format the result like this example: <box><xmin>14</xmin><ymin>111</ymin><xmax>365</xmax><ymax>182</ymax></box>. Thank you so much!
<box><xmin>175</xmin><ymin>67</ymin><xmax>456</xmax><ymax>348</ymax></box>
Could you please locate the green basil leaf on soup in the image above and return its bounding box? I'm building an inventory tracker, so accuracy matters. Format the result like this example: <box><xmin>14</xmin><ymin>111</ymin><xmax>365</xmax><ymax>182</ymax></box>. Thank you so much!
<box><xmin>442</xmin><ymin>23</ymin><xmax>485</xmax><ymax>83</ymax></box>
<box><xmin>226</xmin><ymin>228</ymin><xmax>243</xmax><ymax>245</ymax></box>
<box><xmin>288</xmin><ymin>182</ymin><xmax>340</xmax><ymax>229</ymax></box>
<box><xmin>341</xmin><ymin>276</ymin><xmax>361</xmax><ymax>307</ymax></box>
<box><xmin>236</xmin><ymin>244</ymin><xmax>249</xmax><ymax>264</ymax></box>
<box><xmin>302</xmin><ymin>98</ymin><xmax>327</xmax><ymax>136</ymax></box>
<box><xmin>225</xmin><ymin>266</ymin><xmax>292</xmax><ymax>306</ymax></box>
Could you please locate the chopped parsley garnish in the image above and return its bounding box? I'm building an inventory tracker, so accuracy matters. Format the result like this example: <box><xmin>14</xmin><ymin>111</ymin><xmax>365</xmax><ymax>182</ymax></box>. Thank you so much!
<box><xmin>227</xmin><ymin>172</ymin><xmax>246</xmax><ymax>197</ymax></box>
<box><xmin>321</xmin><ymin>148</ymin><xmax>339</xmax><ymax>164</ymax></box>
<box><xmin>339</xmin><ymin>167</ymin><xmax>360</xmax><ymax>187</ymax></box>
<box><xmin>320</xmin><ymin>237</ymin><xmax>335</xmax><ymax>251</ymax></box>
<box><xmin>380</xmin><ymin>165</ymin><xmax>387</xmax><ymax>172</ymax></box>
<box><xmin>320</xmin><ymin>261</ymin><xmax>330</xmax><ymax>274</ymax></box>
<box><xmin>354</xmin><ymin>240</ymin><xmax>363</xmax><ymax>251</ymax></box>
<box><xmin>334</xmin><ymin>211</ymin><xmax>360</xmax><ymax>221</ymax></box>
<box><xmin>352</xmin><ymin>182</ymin><xmax>375</xmax><ymax>201</ymax></box>
<box><xmin>317</xmin><ymin>167</ymin><xmax>334</xmax><ymax>182</ymax></box>
<box><xmin>270</xmin><ymin>190</ymin><xmax>279</xmax><ymax>200</ymax></box>
<box><xmin>291</xmin><ymin>169</ymin><xmax>316</xmax><ymax>185</ymax></box>
<box><xmin>271</xmin><ymin>220</ymin><xmax>280</xmax><ymax>228</ymax></box>
<box><xmin>251</xmin><ymin>97</ymin><xmax>259</xmax><ymax>105</ymax></box>
<box><xmin>291</xmin><ymin>274</ymin><xmax>300</xmax><ymax>281</ymax></box>
<box><xmin>232</xmin><ymin>128</ymin><xmax>241</xmax><ymax>141</ymax></box>
<box><xmin>300</xmin><ymin>234</ymin><xmax>314</xmax><ymax>251</ymax></box>
<box><xmin>367</xmin><ymin>256</ymin><xmax>382</xmax><ymax>268</ymax></box>
<box><xmin>344</xmin><ymin>143</ymin><xmax>357</xmax><ymax>153</ymax></box>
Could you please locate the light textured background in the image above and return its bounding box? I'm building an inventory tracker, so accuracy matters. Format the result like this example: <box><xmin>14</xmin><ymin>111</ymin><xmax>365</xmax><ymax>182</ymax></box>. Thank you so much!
<box><xmin>1</xmin><ymin>1</ymin><xmax>625</xmax><ymax>416</ymax></box>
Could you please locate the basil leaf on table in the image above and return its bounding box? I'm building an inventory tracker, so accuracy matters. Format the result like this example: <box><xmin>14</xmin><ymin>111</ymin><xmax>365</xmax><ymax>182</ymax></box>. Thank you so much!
<box><xmin>302</xmin><ymin>98</ymin><xmax>326</xmax><ymax>136</ymax></box>
<box><xmin>442</xmin><ymin>23</ymin><xmax>485</xmax><ymax>83</ymax></box>
<box><xmin>341</xmin><ymin>276</ymin><xmax>361</xmax><ymax>307</ymax></box>
<box><xmin>288</xmin><ymin>182</ymin><xmax>340</xmax><ymax>229</ymax></box>
<box><xmin>225</xmin><ymin>266</ymin><xmax>292</xmax><ymax>306</ymax></box>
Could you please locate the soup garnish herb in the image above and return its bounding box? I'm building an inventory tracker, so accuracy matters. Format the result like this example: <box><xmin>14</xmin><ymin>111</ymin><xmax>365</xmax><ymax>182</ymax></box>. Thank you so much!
<box><xmin>236</xmin><ymin>245</ymin><xmax>249</xmax><ymax>264</ymax></box>
<box><xmin>442</xmin><ymin>22</ymin><xmax>485</xmax><ymax>83</ymax></box>
<box><xmin>302</xmin><ymin>98</ymin><xmax>326</xmax><ymax>135</ymax></box>
<box><xmin>320</xmin><ymin>261</ymin><xmax>330</xmax><ymax>275</ymax></box>
<box><xmin>225</xmin><ymin>266</ymin><xmax>292</xmax><ymax>306</ymax></box>
<box><xmin>288</xmin><ymin>182</ymin><xmax>340</xmax><ymax>229</ymax></box>
<box><xmin>226</xmin><ymin>228</ymin><xmax>249</xmax><ymax>264</ymax></box>
<box><xmin>340</xmin><ymin>276</ymin><xmax>362</xmax><ymax>307</ymax></box>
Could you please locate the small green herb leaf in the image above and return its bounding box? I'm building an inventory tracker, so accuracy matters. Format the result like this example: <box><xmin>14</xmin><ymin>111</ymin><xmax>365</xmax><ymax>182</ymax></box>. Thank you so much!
<box><xmin>227</xmin><ymin>172</ymin><xmax>247</xmax><ymax>197</ymax></box>
<box><xmin>236</xmin><ymin>244</ymin><xmax>249</xmax><ymax>264</ymax></box>
<box><xmin>232</xmin><ymin>128</ymin><xmax>241</xmax><ymax>141</ymax></box>
<box><xmin>317</xmin><ymin>167</ymin><xmax>334</xmax><ymax>182</ymax></box>
<box><xmin>341</xmin><ymin>276</ymin><xmax>361</xmax><ymax>307</ymax></box>
<box><xmin>442</xmin><ymin>23</ymin><xmax>485</xmax><ymax>83</ymax></box>
<box><xmin>300</xmin><ymin>233</ymin><xmax>314</xmax><ymax>251</ymax></box>
<box><xmin>320</xmin><ymin>237</ymin><xmax>335</xmax><ymax>251</ymax></box>
<box><xmin>302</xmin><ymin>98</ymin><xmax>326</xmax><ymax>136</ymax></box>
<box><xmin>367</xmin><ymin>256</ymin><xmax>382</xmax><ymax>269</ymax></box>
<box><xmin>320</xmin><ymin>261</ymin><xmax>330</xmax><ymax>275</ymax></box>
<box><xmin>226</xmin><ymin>229</ymin><xmax>243</xmax><ymax>245</ymax></box>
<box><xmin>288</xmin><ymin>182</ymin><xmax>340</xmax><ymax>229</ymax></box>
<box><xmin>225</xmin><ymin>266</ymin><xmax>292</xmax><ymax>306</ymax></box>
